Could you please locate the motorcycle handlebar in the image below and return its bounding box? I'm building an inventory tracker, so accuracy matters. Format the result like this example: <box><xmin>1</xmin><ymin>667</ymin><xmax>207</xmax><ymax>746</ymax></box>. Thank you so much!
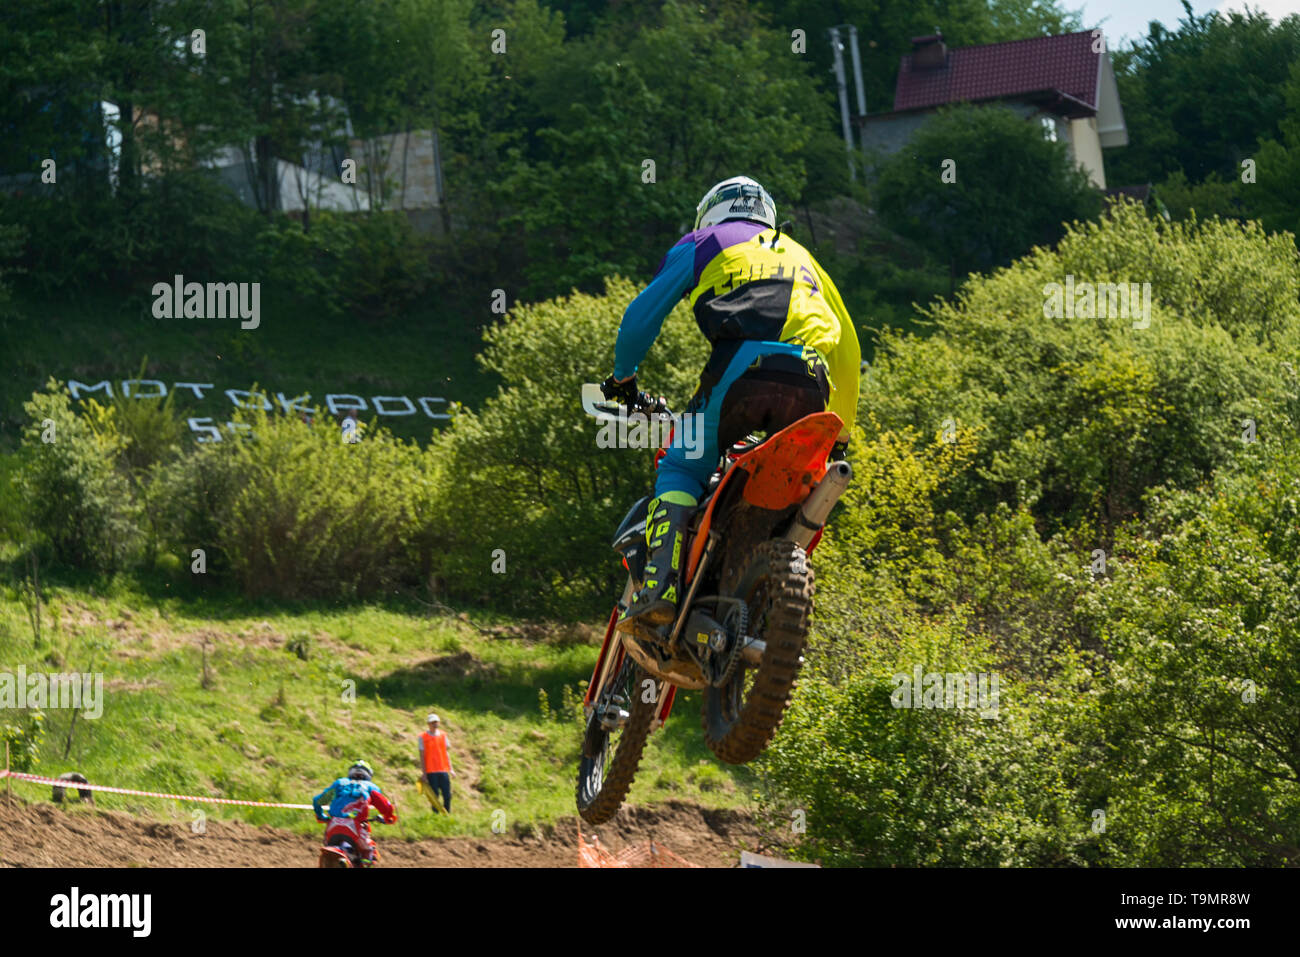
<box><xmin>631</xmin><ymin>391</ymin><xmax>672</xmax><ymax>417</ymax></box>
<box><xmin>324</xmin><ymin>812</ymin><xmax>394</xmax><ymax>825</ymax></box>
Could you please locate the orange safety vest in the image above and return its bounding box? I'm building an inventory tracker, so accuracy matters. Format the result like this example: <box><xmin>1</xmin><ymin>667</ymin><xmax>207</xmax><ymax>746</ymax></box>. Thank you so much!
<box><xmin>420</xmin><ymin>730</ymin><xmax>450</xmax><ymax>773</ymax></box>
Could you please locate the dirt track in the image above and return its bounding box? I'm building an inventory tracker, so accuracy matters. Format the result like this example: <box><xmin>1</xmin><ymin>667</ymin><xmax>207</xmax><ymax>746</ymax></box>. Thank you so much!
<box><xmin>0</xmin><ymin>798</ymin><xmax>763</xmax><ymax>868</ymax></box>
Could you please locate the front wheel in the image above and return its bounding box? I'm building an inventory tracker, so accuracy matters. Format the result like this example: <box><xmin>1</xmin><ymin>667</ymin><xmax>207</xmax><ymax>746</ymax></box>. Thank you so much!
<box><xmin>703</xmin><ymin>539</ymin><xmax>813</xmax><ymax>765</ymax></box>
<box><xmin>576</xmin><ymin>652</ymin><xmax>657</xmax><ymax>824</ymax></box>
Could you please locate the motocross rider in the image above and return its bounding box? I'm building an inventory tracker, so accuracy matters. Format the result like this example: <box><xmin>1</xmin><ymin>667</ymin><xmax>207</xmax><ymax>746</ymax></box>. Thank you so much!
<box><xmin>602</xmin><ymin>175</ymin><xmax>861</xmax><ymax>634</ymax></box>
<box><xmin>313</xmin><ymin>759</ymin><xmax>397</xmax><ymax>864</ymax></box>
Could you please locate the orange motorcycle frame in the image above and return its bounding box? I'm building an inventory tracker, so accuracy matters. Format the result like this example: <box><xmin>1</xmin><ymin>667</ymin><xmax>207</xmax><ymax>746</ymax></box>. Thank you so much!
<box><xmin>587</xmin><ymin>410</ymin><xmax>842</xmax><ymax>726</ymax></box>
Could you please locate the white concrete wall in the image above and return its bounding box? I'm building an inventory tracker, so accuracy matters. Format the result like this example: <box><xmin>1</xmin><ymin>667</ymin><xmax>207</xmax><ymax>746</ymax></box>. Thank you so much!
<box><xmin>348</xmin><ymin>130</ymin><xmax>443</xmax><ymax>211</ymax></box>
<box><xmin>1067</xmin><ymin>116</ymin><xmax>1107</xmax><ymax>188</ymax></box>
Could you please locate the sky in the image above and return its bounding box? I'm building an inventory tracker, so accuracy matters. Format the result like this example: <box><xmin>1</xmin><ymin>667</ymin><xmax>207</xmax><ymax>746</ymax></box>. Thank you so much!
<box><xmin>1076</xmin><ymin>0</ymin><xmax>1300</xmax><ymax>47</ymax></box>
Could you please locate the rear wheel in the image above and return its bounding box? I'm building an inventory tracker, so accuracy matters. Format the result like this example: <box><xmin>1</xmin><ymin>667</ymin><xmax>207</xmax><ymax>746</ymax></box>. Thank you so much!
<box><xmin>576</xmin><ymin>652</ymin><xmax>657</xmax><ymax>824</ymax></box>
<box><xmin>703</xmin><ymin>539</ymin><xmax>813</xmax><ymax>764</ymax></box>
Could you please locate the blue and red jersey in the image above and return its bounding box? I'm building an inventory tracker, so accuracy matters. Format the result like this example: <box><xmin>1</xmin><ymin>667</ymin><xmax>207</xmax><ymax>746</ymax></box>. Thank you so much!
<box><xmin>312</xmin><ymin>777</ymin><xmax>396</xmax><ymax>824</ymax></box>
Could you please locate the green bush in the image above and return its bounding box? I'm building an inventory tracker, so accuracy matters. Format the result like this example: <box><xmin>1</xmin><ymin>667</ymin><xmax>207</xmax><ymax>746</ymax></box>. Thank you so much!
<box><xmin>7</xmin><ymin>189</ymin><xmax>436</xmax><ymax>322</ymax></box>
<box><xmin>0</xmin><ymin>449</ymin><xmax>24</xmax><ymax>557</ymax></box>
<box><xmin>153</xmin><ymin>403</ymin><xmax>427</xmax><ymax>600</ymax></box>
<box><xmin>2</xmin><ymin>173</ymin><xmax>263</xmax><ymax>293</ymax></box>
<box><xmin>148</xmin><ymin>433</ymin><xmax>247</xmax><ymax>582</ymax></box>
<box><xmin>0</xmin><ymin>710</ymin><xmax>45</xmax><ymax>773</ymax></box>
<box><xmin>1079</xmin><ymin>438</ymin><xmax>1300</xmax><ymax>865</ymax></box>
<box><xmin>812</xmin><ymin>421</ymin><xmax>1087</xmax><ymax>682</ymax></box>
<box><xmin>761</xmin><ymin>202</ymin><xmax>1300</xmax><ymax>865</ymax></box>
<box><xmin>864</xmin><ymin>201</ymin><xmax>1300</xmax><ymax>539</ymax></box>
<box><xmin>1155</xmin><ymin>171</ymin><xmax>1242</xmax><ymax>222</ymax></box>
<box><xmin>72</xmin><ymin>359</ymin><xmax>189</xmax><ymax>565</ymax></box>
<box><xmin>14</xmin><ymin>376</ymin><xmax>436</xmax><ymax>598</ymax></box>
<box><xmin>423</xmin><ymin>276</ymin><xmax>708</xmax><ymax>617</ymax></box>
<box><xmin>0</xmin><ymin>222</ymin><xmax>25</xmax><ymax>317</ymax></box>
<box><xmin>89</xmin><ymin>361</ymin><xmax>187</xmax><ymax>477</ymax></box>
<box><xmin>761</xmin><ymin>420</ymin><xmax>1100</xmax><ymax>866</ymax></box>
<box><xmin>760</xmin><ymin>612</ymin><xmax>1093</xmax><ymax>867</ymax></box>
<box><xmin>15</xmin><ymin>382</ymin><xmax>139</xmax><ymax>571</ymax></box>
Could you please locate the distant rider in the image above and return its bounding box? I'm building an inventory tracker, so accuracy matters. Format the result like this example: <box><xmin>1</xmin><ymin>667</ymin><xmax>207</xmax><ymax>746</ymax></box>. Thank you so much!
<box><xmin>312</xmin><ymin>759</ymin><xmax>397</xmax><ymax>865</ymax></box>
<box><xmin>602</xmin><ymin>175</ymin><xmax>861</xmax><ymax>634</ymax></box>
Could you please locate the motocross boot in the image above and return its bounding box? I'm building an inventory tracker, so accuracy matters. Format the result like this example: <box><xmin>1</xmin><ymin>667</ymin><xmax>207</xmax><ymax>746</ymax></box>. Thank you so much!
<box><xmin>616</xmin><ymin>493</ymin><xmax>695</xmax><ymax>635</ymax></box>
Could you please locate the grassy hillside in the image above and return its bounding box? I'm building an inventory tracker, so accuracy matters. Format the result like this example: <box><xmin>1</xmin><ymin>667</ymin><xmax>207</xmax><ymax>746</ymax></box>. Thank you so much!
<box><xmin>0</xmin><ymin>581</ymin><xmax>750</xmax><ymax>840</ymax></box>
<box><xmin>0</xmin><ymin>285</ymin><xmax>756</xmax><ymax>841</ymax></box>
<box><xmin>0</xmin><ymin>290</ymin><xmax>498</xmax><ymax>451</ymax></box>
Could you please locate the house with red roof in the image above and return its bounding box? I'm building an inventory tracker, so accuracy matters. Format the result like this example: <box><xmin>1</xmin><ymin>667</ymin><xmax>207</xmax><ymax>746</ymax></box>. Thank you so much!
<box><xmin>862</xmin><ymin>30</ymin><xmax>1128</xmax><ymax>188</ymax></box>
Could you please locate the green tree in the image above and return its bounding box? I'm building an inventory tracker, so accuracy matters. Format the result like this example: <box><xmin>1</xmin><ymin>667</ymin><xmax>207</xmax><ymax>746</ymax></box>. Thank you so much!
<box><xmin>310</xmin><ymin>0</ymin><xmax>487</xmax><ymax>228</ymax></box>
<box><xmin>496</xmin><ymin>0</ymin><xmax>829</xmax><ymax>297</ymax></box>
<box><xmin>1107</xmin><ymin>4</ymin><xmax>1300</xmax><ymax>187</ymax></box>
<box><xmin>1238</xmin><ymin>59</ymin><xmax>1300</xmax><ymax>239</ymax></box>
<box><xmin>0</xmin><ymin>0</ymin><xmax>106</xmax><ymax>185</ymax></box>
<box><xmin>1154</xmin><ymin>170</ymin><xmax>1242</xmax><ymax>222</ymax></box>
<box><xmin>873</xmin><ymin>104</ymin><xmax>1101</xmax><ymax>288</ymax></box>
<box><xmin>1082</xmin><ymin>439</ymin><xmax>1300</xmax><ymax>865</ymax></box>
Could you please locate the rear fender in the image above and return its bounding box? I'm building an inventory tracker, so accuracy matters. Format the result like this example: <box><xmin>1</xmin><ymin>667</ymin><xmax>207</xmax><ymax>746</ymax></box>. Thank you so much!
<box><xmin>683</xmin><ymin>411</ymin><xmax>842</xmax><ymax>582</ymax></box>
<box><xmin>739</xmin><ymin>411</ymin><xmax>841</xmax><ymax>509</ymax></box>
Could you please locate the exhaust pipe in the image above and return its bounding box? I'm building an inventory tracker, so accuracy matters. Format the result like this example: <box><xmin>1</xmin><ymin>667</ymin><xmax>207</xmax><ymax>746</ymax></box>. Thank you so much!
<box><xmin>784</xmin><ymin>460</ymin><xmax>852</xmax><ymax>548</ymax></box>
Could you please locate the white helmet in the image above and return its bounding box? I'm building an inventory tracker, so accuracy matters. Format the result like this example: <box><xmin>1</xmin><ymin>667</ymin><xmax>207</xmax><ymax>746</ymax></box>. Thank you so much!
<box><xmin>694</xmin><ymin>176</ymin><xmax>777</xmax><ymax>231</ymax></box>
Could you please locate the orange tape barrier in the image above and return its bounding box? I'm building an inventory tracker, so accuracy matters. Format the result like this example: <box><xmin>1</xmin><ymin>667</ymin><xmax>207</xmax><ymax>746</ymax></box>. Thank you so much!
<box><xmin>0</xmin><ymin>769</ymin><xmax>314</xmax><ymax>810</ymax></box>
<box><xmin>577</xmin><ymin>825</ymin><xmax>700</xmax><ymax>868</ymax></box>
<box><xmin>2</xmin><ymin>769</ymin><xmax>703</xmax><ymax>861</ymax></box>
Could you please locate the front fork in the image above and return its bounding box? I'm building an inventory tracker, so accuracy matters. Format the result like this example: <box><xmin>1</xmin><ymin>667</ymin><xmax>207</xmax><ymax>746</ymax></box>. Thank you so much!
<box><xmin>585</xmin><ymin>587</ymin><xmax>676</xmax><ymax>730</ymax></box>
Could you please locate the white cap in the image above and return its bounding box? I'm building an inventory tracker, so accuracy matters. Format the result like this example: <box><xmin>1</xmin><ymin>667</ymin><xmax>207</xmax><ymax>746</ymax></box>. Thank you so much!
<box><xmin>427</xmin><ymin>713</ymin><xmax>440</xmax><ymax>723</ymax></box>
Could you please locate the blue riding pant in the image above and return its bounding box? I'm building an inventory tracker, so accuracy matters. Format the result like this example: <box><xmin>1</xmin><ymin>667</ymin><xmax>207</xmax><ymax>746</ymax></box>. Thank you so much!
<box><xmin>654</xmin><ymin>340</ymin><xmax>826</xmax><ymax>501</ymax></box>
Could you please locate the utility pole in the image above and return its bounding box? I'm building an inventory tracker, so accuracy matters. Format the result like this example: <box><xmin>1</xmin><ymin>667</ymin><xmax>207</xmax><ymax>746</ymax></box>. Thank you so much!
<box><xmin>847</xmin><ymin>26</ymin><xmax>869</xmax><ymax>153</ymax></box>
<box><xmin>829</xmin><ymin>27</ymin><xmax>855</xmax><ymax>183</ymax></box>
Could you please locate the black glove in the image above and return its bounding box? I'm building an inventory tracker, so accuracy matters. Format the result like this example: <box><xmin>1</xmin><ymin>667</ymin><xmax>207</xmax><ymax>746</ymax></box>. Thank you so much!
<box><xmin>601</xmin><ymin>373</ymin><xmax>639</xmax><ymax>407</ymax></box>
<box><xmin>830</xmin><ymin>440</ymin><xmax>849</xmax><ymax>461</ymax></box>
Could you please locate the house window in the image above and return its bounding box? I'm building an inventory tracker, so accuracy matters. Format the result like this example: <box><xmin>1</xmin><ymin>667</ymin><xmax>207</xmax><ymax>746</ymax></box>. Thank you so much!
<box><xmin>1041</xmin><ymin>116</ymin><xmax>1058</xmax><ymax>142</ymax></box>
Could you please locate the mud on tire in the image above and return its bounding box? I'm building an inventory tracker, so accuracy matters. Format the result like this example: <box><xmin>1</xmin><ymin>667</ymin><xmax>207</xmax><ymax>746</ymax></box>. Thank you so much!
<box><xmin>703</xmin><ymin>539</ymin><xmax>813</xmax><ymax>765</ymax></box>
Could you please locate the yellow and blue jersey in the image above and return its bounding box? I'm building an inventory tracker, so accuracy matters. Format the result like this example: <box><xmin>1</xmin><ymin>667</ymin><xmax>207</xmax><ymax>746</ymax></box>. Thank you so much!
<box><xmin>614</xmin><ymin>220</ymin><xmax>860</xmax><ymax>438</ymax></box>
